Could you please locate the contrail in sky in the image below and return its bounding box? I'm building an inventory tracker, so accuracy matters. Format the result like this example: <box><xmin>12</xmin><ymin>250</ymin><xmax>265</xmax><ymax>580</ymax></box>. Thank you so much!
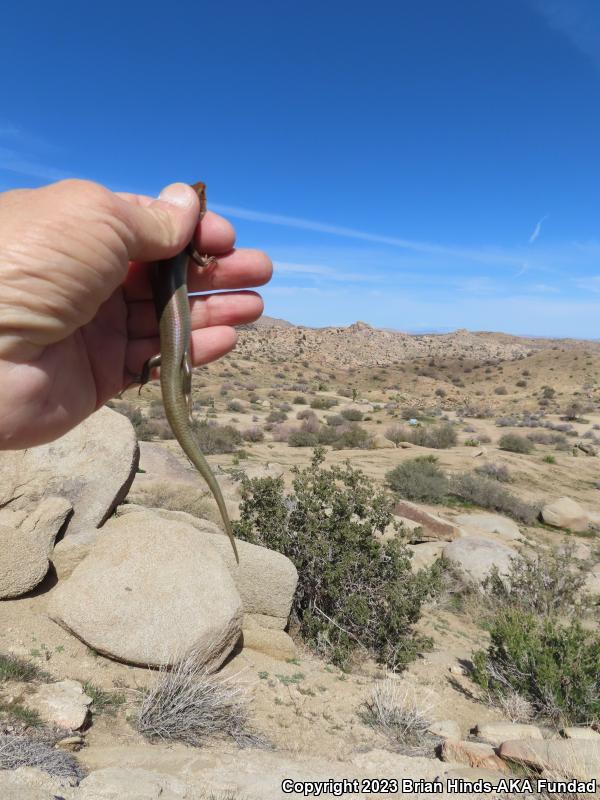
<box><xmin>529</xmin><ymin>215</ymin><xmax>549</xmax><ymax>244</ymax></box>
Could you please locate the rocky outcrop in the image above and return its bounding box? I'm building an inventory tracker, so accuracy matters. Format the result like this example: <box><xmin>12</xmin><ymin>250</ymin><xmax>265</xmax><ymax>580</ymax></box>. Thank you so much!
<box><xmin>0</xmin><ymin>407</ymin><xmax>138</xmax><ymax>543</ymax></box>
<box><xmin>452</xmin><ymin>513</ymin><xmax>522</xmax><ymax>543</ymax></box>
<box><xmin>474</xmin><ymin>722</ymin><xmax>543</xmax><ymax>747</ymax></box>
<box><xmin>0</xmin><ymin>496</ymin><xmax>72</xmax><ymax>598</ymax></box>
<box><xmin>439</xmin><ymin>739</ymin><xmax>508</xmax><ymax>772</ymax></box>
<box><xmin>541</xmin><ymin>497</ymin><xmax>592</xmax><ymax>532</ymax></box>
<box><xmin>48</xmin><ymin>509</ymin><xmax>243</xmax><ymax>669</ymax></box>
<box><xmin>28</xmin><ymin>680</ymin><xmax>92</xmax><ymax>730</ymax></box>
<box><xmin>499</xmin><ymin>739</ymin><xmax>600</xmax><ymax>780</ymax></box>
<box><xmin>442</xmin><ymin>537</ymin><xmax>517</xmax><ymax>584</ymax></box>
<box><xmin>394</xmin><ymin>501</ymin><xmax>461</xmax><ymax>542</ymax></box>
<box><xmin>119</xmin><ymin>505</ymin><xmax>298</xmax><ymax>627</ymax></box>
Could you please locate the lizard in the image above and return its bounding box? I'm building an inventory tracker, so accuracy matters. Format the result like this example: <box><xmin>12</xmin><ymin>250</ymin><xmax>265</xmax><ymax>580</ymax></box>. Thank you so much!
<box><xmin>139</xmin><ymin>182</ymin><xmax>240</xmax><ymax>563</ymax></box>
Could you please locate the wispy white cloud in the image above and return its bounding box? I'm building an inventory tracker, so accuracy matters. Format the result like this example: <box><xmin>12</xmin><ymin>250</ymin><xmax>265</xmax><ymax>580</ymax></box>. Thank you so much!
<box><xmin>211</xmin><ymin>201</ymin><xmax>523</xmax><ymax>268</ymax></box>
<box><xmin>0</xmin><ymin>146</ymin><xmax>71</xmax><ymax>182</ymax></box>
<box><xmin>531</xmin><ymin>0</ymin><xmax>600</xmax><ymax>70</ymax></box>
<box><xmin>274</xmin><ymin>260</ymin><xmax>384</xmax><ymax>283</ymax></box>
<box><xmin>528</xmin><ymin>214</ymin><xmax>549</xmax><ymax>244</ymax></box>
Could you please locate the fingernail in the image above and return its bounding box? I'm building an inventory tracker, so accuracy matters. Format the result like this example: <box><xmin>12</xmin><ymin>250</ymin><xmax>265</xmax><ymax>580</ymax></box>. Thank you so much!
<box><xmin>158</xmin><ymin>183</ymin><xmax>194</xmax><ymax>208</ymax></box>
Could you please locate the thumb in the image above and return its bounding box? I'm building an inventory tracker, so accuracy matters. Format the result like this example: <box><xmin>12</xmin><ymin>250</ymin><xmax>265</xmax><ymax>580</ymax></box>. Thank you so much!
<box><xmin>116</xmin><ymin>182</ymin><xmax>200</xmax><ymax>262</ymax></box>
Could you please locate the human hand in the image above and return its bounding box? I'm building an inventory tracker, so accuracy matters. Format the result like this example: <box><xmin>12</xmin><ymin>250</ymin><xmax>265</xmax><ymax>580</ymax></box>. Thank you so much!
<box><xmin>0</xmin><ymin>179</ymin><xmax>271</xmax><ymax>448</ymax></box>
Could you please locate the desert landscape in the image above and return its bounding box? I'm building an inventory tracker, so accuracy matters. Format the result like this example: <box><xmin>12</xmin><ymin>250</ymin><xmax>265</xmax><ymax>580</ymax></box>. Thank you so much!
<box><xmin>1</xmin><ymin>316</ymin><xmax>599</xmax><ymax>799</ymax></box>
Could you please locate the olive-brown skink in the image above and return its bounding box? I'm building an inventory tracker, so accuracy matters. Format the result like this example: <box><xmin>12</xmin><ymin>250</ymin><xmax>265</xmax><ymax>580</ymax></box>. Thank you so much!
<box><xmin>140</xmin><ymin>182</ymin><xmax>239</xmax><ymax>563</ymax></box>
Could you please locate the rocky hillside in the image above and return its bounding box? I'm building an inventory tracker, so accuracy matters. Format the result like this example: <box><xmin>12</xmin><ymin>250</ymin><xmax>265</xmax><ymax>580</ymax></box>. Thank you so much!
<box><xmin>237</xmin><ymin>317</ymin><xmax>600</xmax><ymax>369</ymax></box>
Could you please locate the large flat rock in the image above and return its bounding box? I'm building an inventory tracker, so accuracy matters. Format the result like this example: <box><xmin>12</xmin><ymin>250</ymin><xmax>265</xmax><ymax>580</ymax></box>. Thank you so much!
<box><xmin>48</xmin><ymin>509</ymin><xmax>243</xmax><ymax>669</ymax></box>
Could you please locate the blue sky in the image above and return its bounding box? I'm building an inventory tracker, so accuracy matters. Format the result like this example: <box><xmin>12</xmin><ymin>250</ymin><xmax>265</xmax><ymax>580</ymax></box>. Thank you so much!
<box><xmin>2</xmin><ymin>0</ymin><xmax>600</xmax><ymax>337</ymax></box>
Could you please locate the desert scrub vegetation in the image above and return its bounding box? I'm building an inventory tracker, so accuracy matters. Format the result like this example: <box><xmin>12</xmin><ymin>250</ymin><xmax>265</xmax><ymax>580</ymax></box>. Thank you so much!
<box><xmin>0</xmin><ymin>652</ymin><xmax>49</xmax><ymax>683</ymax></box>
<box><xmin>360</xmin><ymin>678</ymin><xmax>435</xmax><ymax>753</ymax></box>
<box><xmin>0</xmin><ymin>734</ymin><xmax>85</xmax><ymax>783</ymax></box>
<box><xmin>386</xmin><ymin>459</ymin><xmax>539</xmax><ymax>523</ymax></box>
<box><xmin>472</xmin><ymin>609</ymin><xmax>600</xmax><ymax>725</ymax></box>
<box><xmin>136</xmin><ymin>654</ymin><xmax>256</xmax><ymax>747</ymax></box>
<box><xmin>450</xmin><ymin>472</ymin><xmax>539</xmax><ymax>524</ymax></box>
<box><xmin>474</xmin><ymin>462</ymin><xmax>512</xmax><ymax>483</ymax></box>
<box><xmin>191</xmin><ymin>420</ymin><xmax>243</xmax><ymax>454</ymax></box>
<box><xmin>386</xmin><ymin>456</ymin><xmax>449</xmax><ymax>503</ymax></box>
<box><xmin>131</xmin><ymin>484</ymin><xmax>212</xmax><ymax>520</ymax></box>
<box><xmin>498</xmin><ymin>433</ymin><xmax>534</xmax><ymax>454</ymax></box>
<box><xmin>400</xmin><ymin>422</ymin><xmax>457</xmax><ymax>449</ymax></box>
<box><xmin>472</xmin><ymin>547</ymin><xmax>599</xmax><ymax>725</ymax></box>
<box><xmin>234</xmin><ymin>448</ymin><xmax>442</xmax><ymax>671</ymax></box>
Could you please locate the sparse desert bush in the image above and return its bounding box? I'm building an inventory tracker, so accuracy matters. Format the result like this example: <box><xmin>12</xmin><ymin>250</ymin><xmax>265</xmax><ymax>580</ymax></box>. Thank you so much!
<box><xmin>310</xmin><ymin>396</ymin><xmax>338</xmax><ymax>410</ymax></box>
<box><xmin>297</xmin><ymin>408</ymin><xmax>317</xmax><ymax>421</ymax></box>
<box><xmin>543</xmin><ymin>454</ymin><xmax>556</xmax><ymax>464</ymax></box>
<box><xmin>116</xmin><ymin>403</ymin><xmax>155</xmax><ymax>441</ymax></box>
<box><xmin>340</xmin><ymin>408</ymin><xmax>363</xmax><ymax>421</ymax></box>
<box><xmin>191</xmin><ymin>421</ymin><xmax>243</xmax><ymax>454</ymax></box>
<box><xmin>404</xmin><ymin>423</ymin><xmax>457</xmax><ymax>449</ymax></box>
<box><xmin>494</xmin><ymin>386</ymin><xmax>508</xmax><ymax>395</ymax></box>
<box><xmin>464</xmin><ymin>439</ymin><xmax>479</xmax><ymax>447</ymax></box>
<box><xmin>474</xmin><ymin>462</ymin><xmax>512</xmax><ymax>483</ymax></box>
<box><xmin>234</xmin><ymin>449</ymin><xmax>441</xmax><ymax>671</ymax></box>
<box><xmin>266</xmin><ymin>410</ymin><xmax>287</xmax><ymax>423</ymax></box>
<box><xmin>227</xmin><ymin>400</ymin><xmax>245</xmax><ymax>413</ymax></box>
<box><xmin>242</xmin><ymin>426</ymin><xmax>265</xmax><ymax>443</ymax></box>
<box><xmin>288</xmin><ymin>429</ymin><xmax>320</xmax><ymax>447</ymax></box>
<box><xmin>293</xmin><ymin>395</ymin><xmax>307</xmax><ymax>404</ymax></box>
<box><xmin>0</xmin><ymin>735</ymin><xmax>85</xmax><ymax>783</ymax></box>
<box><xmin>481</xmin><ymin>545</ymin><xmax>589</xmax><ymax>618</ymax></box>
<box><xmin>435</xmin><ymin>388</ymin><xmax>447</xmax><ymax>398</ymax></box>
<box><xmin>361</xmin><ymin>679</ymin><xmax>435</xmax><ymax>750</ymax></box>
<box><xmin>450</xmin><ymin>473</ymin><xmax>539</xmax><ymax>524</ymax></box>
<box><xmin>472</xmin><ymin>609</ymin><xmax>600</xmax><ymax>724</ymax></box>
<box><xmin>498</xmin><ymin>433</ymin><xmax>534</xmax><ymax>454</ymax></box>
<box><xmin>133</xmin><ymin>484</ymin><xmax>212</xmax><ymax>520</ymax></box>
<box><xmin>326</xmin><ymin>414</ymin><xmax>345</xmax><ymax>427</ymax></box>
<box><xmin>384</xmin><ymin>425</ymin><xmax>406</xmax><ymax>446</ymax></box>
<box><xmin>271</xmin><ymin>423</ymin><xmax>292</xmax><ymax>443</ymax></box>
<box><xmin>136</xmin><ymin>654</ymin><xmax>254</xmax><ymax>747</ymax></box>
<box><xmin>400</xmin><ymin>406</ymin><xmax>420</xmax><ymax>420</ymax></box>
<box><xmin>331</xmin><ymin>424</ymin><xmax>374</xmax><ymax>450</ymax></box>
<box><xmin>386</xmin><ymin>456</ymin><xmax>449</xmax><ymax>504</ymax></box>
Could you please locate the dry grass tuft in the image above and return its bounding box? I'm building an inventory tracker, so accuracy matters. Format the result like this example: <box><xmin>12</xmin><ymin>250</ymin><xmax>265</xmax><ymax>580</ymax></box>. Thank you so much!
<box><xmin>0</xmin><ymin>734</ymin><xmax>85</xmax><ymax>783</ymax></box>
<box><xmin>135</xmin><ymin>653</ymin><xmax>259</xmax><ymax>748</ymax></box>
<box><xmin>361</xmin><ymin>678</ymin><xmax>436</xmax><ymax>753</ymax></box>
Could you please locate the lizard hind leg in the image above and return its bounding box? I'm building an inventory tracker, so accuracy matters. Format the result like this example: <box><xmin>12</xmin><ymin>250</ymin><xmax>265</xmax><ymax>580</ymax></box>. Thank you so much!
<box><xmin>137</xmin><ymin>354</ymin><xmax>162</xmax><ymax>395</ymax></box>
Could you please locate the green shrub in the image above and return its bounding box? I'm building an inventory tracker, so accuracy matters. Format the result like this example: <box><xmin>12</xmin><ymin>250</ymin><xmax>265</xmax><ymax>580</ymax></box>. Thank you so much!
<box><xmin>242</xmin><ymin>426</ymin><xmax>264</xmax><ymax>443</ymax></box>
<box><xmin>191</xmin><ymin>421</ymin><xmax>243</xmax><ymax>454</ymax></box>
<box><xmin>117</xmin><ymin>403</ymin><xmax>155</xmax><ymax>441</ymax></box>
<box><xmin>499</xmin><ymin>434</ymin><xmax>533</xmax><ymax>454</ymax></box>
<box><xmin>310</xmin><ymin>397</ymin><xmax>338</xmax><ymax>410</ymax></box>
<box><xmin>450</xmin><ymin>473</ymin><xmax>538</xmax><ymax>524</ymax></box>
<box><xmin>234</xmin><ymin>449</ymin><xmax>441</xmax><ymax>670</ymax></box>
<box><xmin>331</xmin><ymin>425</ymin><xmax>373</xmax><ymax>450</ymax></box>
<box><xmin>340</xmin><ymin>408</ymin><xmax>363</xmax><ymax>422</ymax></box>
<box><xmin>404</xmin><ymin>423</ymin><xmax>457</xmax><ymax>449</ymax></box>
<box><xmin>386</xmin><ymin>457</ymin><xmax>449</xmax><ymax>504</ymax></box>
<box><xmin>266</xmin><ymin>410</ymin><xmax>287</xmax><ymax>423</ymax></box>
<box><xmin>481</xmin><ymin>545</ymin><xmax>589</xmax><ymax>618</ymax></box>
<box><xmin>472</xmin><ymin>608</ymin><xmax>600</xmax><ymax>724</ymax></box>
<box><xmin>464</xmin><ymin>439</ymin><xmax>480</xmax><ymax>447</ymax></box>
<box><xmin>288</xmin><ymin>429</ymin><xmax>320</xmax><ymax>447</ymax></box>
<box><xmin>543</xmin><ymin>454</ymin><xmax>556</xmax><ymax>464</ymax></box>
